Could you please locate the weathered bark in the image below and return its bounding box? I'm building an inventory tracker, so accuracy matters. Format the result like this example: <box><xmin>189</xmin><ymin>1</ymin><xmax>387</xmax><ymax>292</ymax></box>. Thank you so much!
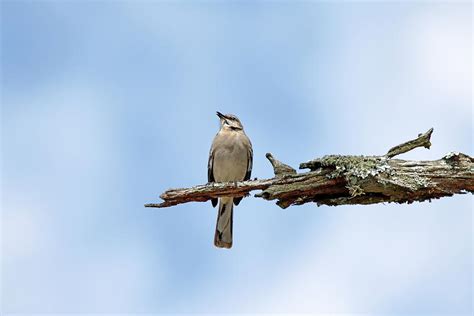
<box><xmin>145</xmin><ymin>128</ymin><xmax>473</xmax><ymax>209</ymax></box>
<box><xmin>385</xmin><ymin>127</ymin><xmax>433</xmax><ymax>158</ymax></box>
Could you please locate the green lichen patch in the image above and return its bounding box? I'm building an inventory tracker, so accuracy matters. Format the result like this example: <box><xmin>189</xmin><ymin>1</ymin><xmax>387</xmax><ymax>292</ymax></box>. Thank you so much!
<box><xmin>378</xmin><ymin>173</ymin><xmax>429</xmax><ymax>193</ymax></box>
<box><xmin>443</xmin><ymin>152</ymin><xmax>474</xmax><ymax>165</ymax></box>
<box><xmin>346</xmin><ymin>183</ymin><xmax>365</xmax><ymax>197</ymax></box>
<box><xmin>443</xmin><ymin>151</ymin><xmax>461</xmax><ymax>160</ymax></box>
<box><xmin>314</xmin><ymin>155</ymin><xmax>392</xmax><ymax>180</ymax></box>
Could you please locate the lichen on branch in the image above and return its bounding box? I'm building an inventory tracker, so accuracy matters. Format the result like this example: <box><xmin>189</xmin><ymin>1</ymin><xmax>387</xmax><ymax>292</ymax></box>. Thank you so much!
<box><xmin>145</xmin><ymin>128</ymin><xmax>473</xmax><ymax>209</ymax></box>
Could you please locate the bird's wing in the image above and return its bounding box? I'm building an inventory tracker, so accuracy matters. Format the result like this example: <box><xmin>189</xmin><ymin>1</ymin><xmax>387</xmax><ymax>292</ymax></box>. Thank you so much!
<box><xmin>244</xmin><ymin>144</ymin><xmax>253</xmax><ymax>181</ymax></box>
<box><xmin>208</xmin><ymin>146</ymin><xmax>218</xmax><ymax>207</ymax></box>
<box><xmin>208</xmin><ymin>148</ymin><xmax>215</xmax><ymax>183</ymax></box>
<box><xmin>234</xmin><ymin>141</ymin><xmax>252</xmax><ymax>206</ymax></box>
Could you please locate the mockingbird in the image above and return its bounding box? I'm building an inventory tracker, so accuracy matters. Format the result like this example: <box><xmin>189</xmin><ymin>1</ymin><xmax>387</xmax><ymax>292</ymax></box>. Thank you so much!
<box><xmin>208</xmin><ymin>112</ymin><xmax>253</xmax><ymax>248</ymax></box>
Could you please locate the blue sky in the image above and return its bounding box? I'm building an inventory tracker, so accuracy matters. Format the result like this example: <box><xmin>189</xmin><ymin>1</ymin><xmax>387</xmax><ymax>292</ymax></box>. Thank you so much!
<box><xmin>1</xmin><ymin>1</ymin><xmax>472</xmax><ymax>315</ymax></box>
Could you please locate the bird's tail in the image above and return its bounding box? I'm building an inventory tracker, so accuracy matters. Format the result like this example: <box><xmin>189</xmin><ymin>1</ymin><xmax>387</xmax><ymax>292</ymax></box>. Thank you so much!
<box><xmin>214</xmin><ymin>197</ymin><xmax>233</xmax><ymax>249</ymax></box>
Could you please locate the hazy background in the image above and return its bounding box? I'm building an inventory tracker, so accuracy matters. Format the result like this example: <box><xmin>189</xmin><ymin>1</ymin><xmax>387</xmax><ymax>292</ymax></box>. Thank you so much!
<box><xmin>1</xmin><ymin>1</ymin><xmax>472</xmax><ymax>314</ymax></box>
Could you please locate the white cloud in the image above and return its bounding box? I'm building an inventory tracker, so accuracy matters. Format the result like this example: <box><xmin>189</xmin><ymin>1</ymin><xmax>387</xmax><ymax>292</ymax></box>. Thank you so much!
<box><xmin>408</xmin><ymin>6</ymin><xmax>472</xmax><ymax>104</ymax></box>
<box><xmin>2</xmin><ymin>197</ymin><xmax>55</xmax><ymax>261</ymax></box>
<box><xmin>3</xmin><ymin>78</ymin><xmax>117</xmax><ymax>177</ymax></box>
<box><xmin>2</xmin><ymin>79</ymin><xmax>167</xmax><ymax>312</ymax></box>
<box><xmin>254</xmin><ymin>197</ymin><xmax>471</xmax><ymax>313</ymax></box>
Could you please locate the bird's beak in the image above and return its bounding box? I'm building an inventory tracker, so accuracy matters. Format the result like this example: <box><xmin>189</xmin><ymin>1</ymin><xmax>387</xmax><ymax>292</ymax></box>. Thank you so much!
<box><xmin>216</xmin><ymin>111</ymin><xmax>226</xmax><ymax>120</ymax></box>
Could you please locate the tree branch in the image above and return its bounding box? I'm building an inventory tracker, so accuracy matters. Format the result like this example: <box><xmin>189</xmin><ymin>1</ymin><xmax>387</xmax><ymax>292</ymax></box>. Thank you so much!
<box><xmin>385</xmin><ymin>127</ymin><xmax>433</xmax><ymax>158</ymax></box>
<box><xmin>145</xmin><ymin>128</ymin><xmax>473</xmax><ymax>209</ymax></box>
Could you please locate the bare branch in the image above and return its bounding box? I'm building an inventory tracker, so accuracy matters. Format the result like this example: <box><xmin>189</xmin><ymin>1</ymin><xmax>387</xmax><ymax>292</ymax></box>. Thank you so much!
<box><xmin>385</xmin><ymin>128</ymin><xmax>433</xmax><ymax>158</ymax></box>
<box><xmin>146</xmin><ymin>129</ymin><xmax>473</xmax><ymax>209</ymax></box>
<box><xmin>265</xmin><ymin>152</ymin><xmax>296</xmax><ymax>177</ymax></box>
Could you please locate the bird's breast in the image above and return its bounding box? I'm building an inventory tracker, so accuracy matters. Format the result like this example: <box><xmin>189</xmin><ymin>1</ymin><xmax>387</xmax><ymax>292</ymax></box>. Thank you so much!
<box><xmin>212</xmin><ymin>132</ymin><xmax>249</xmax><ymax>182</ymax></box>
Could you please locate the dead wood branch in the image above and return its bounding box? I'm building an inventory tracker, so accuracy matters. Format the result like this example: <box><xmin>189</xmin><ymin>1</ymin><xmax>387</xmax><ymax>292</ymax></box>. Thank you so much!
<box><xmin>145</xmin><ymin>128</ymin><xmax>473</xmax><ymax>209</ymax></box>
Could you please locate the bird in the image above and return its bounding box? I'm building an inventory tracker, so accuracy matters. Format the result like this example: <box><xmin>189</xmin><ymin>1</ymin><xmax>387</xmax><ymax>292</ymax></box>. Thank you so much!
<box><xmin>208</xmin><ymin>111</ymin><xmax>253</xmax><ymax>248</ymax></box>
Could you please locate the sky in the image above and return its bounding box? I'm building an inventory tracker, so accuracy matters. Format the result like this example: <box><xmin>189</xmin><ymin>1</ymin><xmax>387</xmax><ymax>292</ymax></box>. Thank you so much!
<box><xmin>1</xmin><ymin>1</ymin><xmax>472</xmax><ymax>315</ymax></box>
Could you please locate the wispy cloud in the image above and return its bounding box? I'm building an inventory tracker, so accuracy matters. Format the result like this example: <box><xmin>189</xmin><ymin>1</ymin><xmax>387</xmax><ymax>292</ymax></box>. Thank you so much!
<box><xmin>2</xmin><ymin>1</ymin><xmax>471</xmax><ymax>314</ymax></box>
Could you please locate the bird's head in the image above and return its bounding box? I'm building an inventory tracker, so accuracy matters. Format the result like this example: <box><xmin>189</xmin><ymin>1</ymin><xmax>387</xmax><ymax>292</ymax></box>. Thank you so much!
<box><xmin>216</xmin><ymin>111</ymin><xmax>244</xmax><ymax>131</ymax></box>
